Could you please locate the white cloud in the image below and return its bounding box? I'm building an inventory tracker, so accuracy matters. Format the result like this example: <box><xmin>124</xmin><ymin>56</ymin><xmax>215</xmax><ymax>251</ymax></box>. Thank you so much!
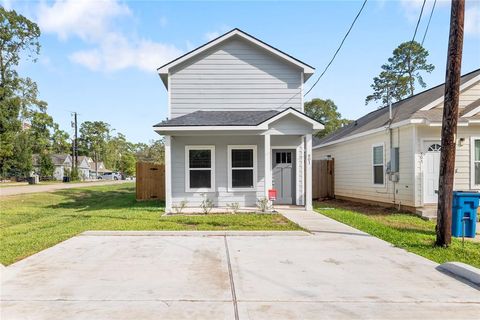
<box><xmin>204</xmin><ymin>25</ymin><xmax>231</xmax><ymax>41</ymax></box>
<box><xmin>37</xmin><ymin>0</ymin><xmax>131</xmax><ymax>41</ymax></box>
<box><xmin>400</xmin><ymin>0</ymin><xmax>449</xmax><ymax>23</ymax></box>
<box><xmin>465</xmin><ymin>4</ymin><xmax>480</xmax><ymax>37</ymax></box>
<box><xmin>70</xmin><ymin>33</ymin><xmax>181</xmax><ymax>72</ymax></box>
<box><xmin>36</xmin><ymin>0</ymin><xmax>182</xmax><ymax>73</ymax></box>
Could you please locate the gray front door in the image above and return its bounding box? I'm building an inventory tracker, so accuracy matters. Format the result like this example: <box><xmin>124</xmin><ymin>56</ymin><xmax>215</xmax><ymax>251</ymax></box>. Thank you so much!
<box><xmin>272</xmin><ymin>149</ymin><xmax>295</xmax><ymax>205</ymax></box>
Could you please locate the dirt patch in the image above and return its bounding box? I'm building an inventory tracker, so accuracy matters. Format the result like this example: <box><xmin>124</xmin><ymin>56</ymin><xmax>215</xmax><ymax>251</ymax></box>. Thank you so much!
<box><xmin>315</xmin><ymin>199</ymin><xmax>413</xmax><ymax>216</ymax></box>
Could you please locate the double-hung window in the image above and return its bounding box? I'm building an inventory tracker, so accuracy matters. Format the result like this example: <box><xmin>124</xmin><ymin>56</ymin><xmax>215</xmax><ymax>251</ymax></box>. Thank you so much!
<box><xmin>185</xmin><ymin>146</ymin><xmax>215</xmax><ymax>192</ymax></box>
<box><xmin>228</xmin><ymin>145</ymin><xmax>257</xmax><ymax>191</ymax></box>
<box><xmin>473</xmin><ymin>138</ymin><xmax>480</xmax><ymax>188</ymax></box>
<box><xmin>373</xmin><ymin>144</ymin><xmax>384</xmax><ymax>185</ymax></box>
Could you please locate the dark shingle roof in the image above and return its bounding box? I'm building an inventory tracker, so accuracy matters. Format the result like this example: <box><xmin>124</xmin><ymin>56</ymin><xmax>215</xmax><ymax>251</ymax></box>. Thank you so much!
<box><xmin>315</xmin><ymin>69</ymin><xmax>480</xmax><ymax>146</ymax></box>
<box><xmin>154</xmin><ymin>110</ymin><xmax>281</xmax><ymax>127</ymax></box>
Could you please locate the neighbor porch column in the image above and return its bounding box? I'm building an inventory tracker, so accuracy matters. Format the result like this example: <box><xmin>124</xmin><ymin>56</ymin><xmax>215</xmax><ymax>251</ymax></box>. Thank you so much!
<box><xmin>164</xmin><ymin>135</ymin><xmax>172</xmax><ymax>212</ymax></box>
<box><xmin>305</xmin><ymin>134</ymin><xmax>313</xmax><ymax>210</ymax></box>
<box><xmin>264</xmin><ymin>133</ymin><xmax>271</xmax><ymax>199</ymax></box>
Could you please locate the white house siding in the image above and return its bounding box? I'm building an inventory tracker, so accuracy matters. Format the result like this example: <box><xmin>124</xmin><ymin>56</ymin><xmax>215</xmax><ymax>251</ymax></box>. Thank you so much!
<box><xmin>431</xmin><ymin>82</ymin><xmax>480</xmax><ymax>109</ymax></box>
<box><xmin>169</xmin><ymin>37</ymin><xmax>302</xmax><ymax>118</ymax></box>
<box><xmin>171</xmin><ymin>135</ymin><xmax>266</xmax><ymax>207</ymax></box>
<box><xmin>414</xmin><ymin>126</ymin><xmax>480</xmax><ymax>206</ymax></box>
<box><xmin>53</xmin><ymin>166</ymin><xmax>64</xmax><ymax>181</ymax></box>
<box><xmin>313</xmin><ymin>125</ymin><xmax>416</xmax><ymax>208</ymax></box>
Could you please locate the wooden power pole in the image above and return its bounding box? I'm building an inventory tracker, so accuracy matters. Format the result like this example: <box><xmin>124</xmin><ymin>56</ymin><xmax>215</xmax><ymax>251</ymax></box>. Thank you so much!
<box><xmin>436</xmin><ymin>0</ymin><xmax>464</xmax><ymax>247</ymax></box>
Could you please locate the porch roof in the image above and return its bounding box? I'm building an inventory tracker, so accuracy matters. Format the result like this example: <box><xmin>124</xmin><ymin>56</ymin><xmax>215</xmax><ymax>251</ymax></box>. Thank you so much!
<box><xmin>153</xmin><ymin>107</ymin><xmax>324</xmax><ymax>133</ymax></box>
<box><xmin>154</xmin><ymin>110</ymin><xmax>280</xmax><ymax>127</ymax></box>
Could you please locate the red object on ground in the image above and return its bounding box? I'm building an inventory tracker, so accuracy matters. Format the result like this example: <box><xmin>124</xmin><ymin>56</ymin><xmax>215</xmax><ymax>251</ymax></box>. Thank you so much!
<box><xmin>268</xmin><ymin>189</ymin><xmax>277</xmax><ymax>201</ymax></box>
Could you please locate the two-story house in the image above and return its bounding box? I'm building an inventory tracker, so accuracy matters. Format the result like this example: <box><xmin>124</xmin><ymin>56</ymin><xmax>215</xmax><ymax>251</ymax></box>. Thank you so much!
<box><xmin>154</xmin><ymin>29</ymin><xmax>323</xmax><ymax>212</ymax></box>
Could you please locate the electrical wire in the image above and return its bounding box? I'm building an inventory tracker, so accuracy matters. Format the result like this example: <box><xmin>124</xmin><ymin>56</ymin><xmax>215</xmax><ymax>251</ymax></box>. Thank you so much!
<box><xmin>304</xmin><ymin>0</ymin><xmax>368</xmax><ymax>97</ymax></box>
<box><xmin>421</xmin><ymin>0</ymin><xmax>437</xmax><ymax>46</ymax></box>
<box><xmin>412</xmin><ymin>0</ymin><xmax>427</xmax><ymax>43</ymax></box>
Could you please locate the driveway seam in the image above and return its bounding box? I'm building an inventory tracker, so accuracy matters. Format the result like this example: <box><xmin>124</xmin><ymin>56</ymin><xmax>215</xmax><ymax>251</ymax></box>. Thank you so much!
<box><xmin>224</xmin><ymin>236</ymin><xmax>239</xmax><ymax>320</ymax></box>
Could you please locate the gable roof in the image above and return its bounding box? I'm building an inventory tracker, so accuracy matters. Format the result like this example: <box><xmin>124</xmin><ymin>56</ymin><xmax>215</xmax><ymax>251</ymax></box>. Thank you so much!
<box><xmin>314</xmin><ymin>68</ymin><xmax>480</xmax><ymax>148</ymax></box>
<box><xmin>153</xmin><ymin>107</ymin><xmax>324</xmax><ymax>131</ymax></box>
<box><xmin>157</xmin><ymin>28</ymin><xmax>315</xmax><ymax>87</ymax></box>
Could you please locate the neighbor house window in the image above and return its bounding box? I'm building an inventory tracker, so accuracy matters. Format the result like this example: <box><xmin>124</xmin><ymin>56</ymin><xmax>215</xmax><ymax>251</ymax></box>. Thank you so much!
<box><xmin>473</xmin><ymin>138</ymin><xmax>480</xmax><ymax>188</ymax></box>
<box><xmin>373</xmin><ymin>144</ymin><xmax>384</xmax><ymax>185</ymax></box>
<box><xmin>185</xmin><ymin>146</ymin><xmax>215</xmax><ymax>192</ymax></box>
<box><xmin>228</xmin><ymin>145</ymin><xmax>257</xmax><ymax>191</ymax></box>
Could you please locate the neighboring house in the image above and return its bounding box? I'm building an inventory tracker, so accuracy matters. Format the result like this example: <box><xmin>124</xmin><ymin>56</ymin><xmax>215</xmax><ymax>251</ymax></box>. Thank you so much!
<box><xmin>76</xmin><ymin>156</ymin><xmax>90</xmax><ymax>180</ymax></box>
<box><xmin>32</xmin><ymin>154</ymin><xmax>73</xmax><ymax>181</ymax></box>
<box><xmin>154</xmin><ymin>29</ymin><xmax>323</xmax><ymax>212</ymax></box>
<box><xmin>88</xmin><ymin>158</ymin><xmax>111</xmax><ymax>179</ymax></box>
<box><xmin>313</xmin><ymin>69</ymin><xmax>480</xmax><ymax>218</ymax></box>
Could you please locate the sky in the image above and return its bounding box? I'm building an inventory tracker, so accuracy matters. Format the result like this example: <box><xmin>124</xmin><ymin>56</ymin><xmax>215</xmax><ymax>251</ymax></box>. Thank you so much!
<box><xmin>3</xmin><ymin>0</ymin><xmax>480</xmax><ymax>143</ymax></box>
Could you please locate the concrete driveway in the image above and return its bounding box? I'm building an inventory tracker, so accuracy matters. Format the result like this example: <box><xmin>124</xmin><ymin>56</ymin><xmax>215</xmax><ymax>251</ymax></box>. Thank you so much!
<box><xmin>0</xmin><ymin>180</ymin><xmax>131</xmax><ymax>197</ymax></box>
<box><xmin>1</xmin><ymin>215</ymin><xmax>479</xmax><ymax>319</ymax></box>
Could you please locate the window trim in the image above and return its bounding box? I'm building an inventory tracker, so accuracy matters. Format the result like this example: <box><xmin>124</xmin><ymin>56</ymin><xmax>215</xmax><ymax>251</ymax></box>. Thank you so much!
<box><xmin>471</xmin><ymin>137</ymin><xmax>480</xmax><ymax>189</ymax></box>
<box><xmin>372</xmin><ymin>143</ymin><xmax>385</xmax><ymax>186</ymax></box>
<box><xmin>185</xmin><ymin>145</ymin><xmax>215</xmax><ymax>193</ymax></box>
<box><xmin>227</xmin><ymin>145</ymin><xmax>257</xmax><ymax>192</ymax></box>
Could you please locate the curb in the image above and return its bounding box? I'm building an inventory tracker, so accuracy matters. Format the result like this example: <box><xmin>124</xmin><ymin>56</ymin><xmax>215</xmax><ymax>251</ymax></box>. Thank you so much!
<box><xmin>437</xmin><ymin>262</ymin><xmax>480</xmax><ymax>286</ymax></box>
<box><xmin>80</xmin><ymin>230</ymin><xmax>310</xmax><ymax>237</ymax></box>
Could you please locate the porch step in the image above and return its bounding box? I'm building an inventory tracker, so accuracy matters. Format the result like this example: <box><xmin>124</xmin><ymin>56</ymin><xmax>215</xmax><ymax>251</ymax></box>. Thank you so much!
<box><xmin>416</xmin><ymin>207</ymin><xmax>437</xmax><ymax>220</ymax></box>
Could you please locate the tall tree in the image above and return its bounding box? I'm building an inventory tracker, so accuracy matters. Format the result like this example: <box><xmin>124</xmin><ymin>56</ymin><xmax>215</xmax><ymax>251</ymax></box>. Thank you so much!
<box><xmin>51</xmin><ymin>124</ymin><xmax>70</xmax><ymax>154</ymax></box>
<box><xmin>78</xmin><ymin>121</ymin><xmax>110</xmax><ymax>177</ymax></box>
<box><xmin>304</xmin><ymin>99</ymin><xmax>350</xmax><ymax>138</ymax></box>
<box><xmin>0</xmin><ymin>7</ymin><xmax>43</xmax><ymax>177</ymax></box>
<box><xmin>366</xmin><ymin>41</ymin><xmax>435</xmax><ymax>106</ymax></box>
<box><xmin>135</xmin><ymin>139</ymin><xmax>165</xmax><ymax>164</ymax></box>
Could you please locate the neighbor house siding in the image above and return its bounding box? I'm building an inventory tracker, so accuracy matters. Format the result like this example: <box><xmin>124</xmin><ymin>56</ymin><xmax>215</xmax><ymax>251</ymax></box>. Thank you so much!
<box><xmin>169</xmin><ymin>38</ymin><xmax>302</xmax><ymax>118</ymax></box>
<box><xmin>414</xmin><ymin>126</ymin><xmax>480</xmax><ymax>205</ymax></box>
<box><xmin>313</xmin><ymin>126</ymin><xmax>416</xmax><ymax>208</ymax></box>
<box><xmin>431</xmin><ymin>82</ymin><xmax>480</xmax><ymax>109</ymax></box>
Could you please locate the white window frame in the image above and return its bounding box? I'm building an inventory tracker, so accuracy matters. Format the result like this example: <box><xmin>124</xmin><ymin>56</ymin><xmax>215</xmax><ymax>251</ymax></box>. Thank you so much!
<box><xmin>372</xmin><ymin>143</ymin><xmax>385</xmax><ymax>186</ymax></box>
<box><xmin>227</xmin><ymin>145</ymin><xmax>257</xmax><ymax>192</ymax></box>
<box><xmin>185</xmin><ymin>145</ymin><xmax>215</xmax><ymax>193</ymax></box>
<box><xmin>471</xmin><ymin>137</ymin><xmax>480</xmax><ymax>189</ymax></box>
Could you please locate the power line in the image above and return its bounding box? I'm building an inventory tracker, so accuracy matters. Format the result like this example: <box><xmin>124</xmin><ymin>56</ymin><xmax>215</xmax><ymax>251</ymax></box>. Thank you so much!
<box><xmin>421</xmin><ymin>0</ymin><xmax>437</xmax><ymax>45</ymax></box>
<box><xmin>412</xmin><ymin>0</ymin><xmax>427</xmax><ymax>43</ymax></box>
<box><xmin>304</xmin><ymin>0</ymin><xmax>368</xmax><ymax>97</ymax></box>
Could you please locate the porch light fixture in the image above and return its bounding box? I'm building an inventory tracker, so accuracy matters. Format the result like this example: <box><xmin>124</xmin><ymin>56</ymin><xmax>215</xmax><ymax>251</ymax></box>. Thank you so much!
<box><xmin>459</xmin><ymin>137</ymin><xmax>465</xmax><ymax>146</ymax></box>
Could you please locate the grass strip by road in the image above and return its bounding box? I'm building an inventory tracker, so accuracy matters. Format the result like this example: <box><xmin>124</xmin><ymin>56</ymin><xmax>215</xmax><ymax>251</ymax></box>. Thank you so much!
<box><xmin>0</xmin><ymin>183</ymin><xmax>300</xmax><ymax>265</ymax></box>
<box><xmin>314</xmin><ymin>200</ymin><xmax>480</xmax><ymax>268</ymax></box>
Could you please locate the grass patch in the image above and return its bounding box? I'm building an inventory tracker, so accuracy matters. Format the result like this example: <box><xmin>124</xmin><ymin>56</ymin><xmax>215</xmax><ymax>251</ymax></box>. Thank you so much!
<box><xmin>314</xmin><ymin>200</ymin><xmax>480</xmax><ymax>268</ymax></box>
<box><xmin>0</xmin><ymin>183</ymin><xmax>300</xmax><ymax>265</ymax></box>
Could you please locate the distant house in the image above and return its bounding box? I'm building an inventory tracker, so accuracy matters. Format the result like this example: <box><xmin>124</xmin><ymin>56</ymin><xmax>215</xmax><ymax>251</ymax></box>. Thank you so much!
<box><xmin>87</xmin><ymin>158</ymin><xmax>111</xmax><ymax>179</ymax></box>
<box><xmin>32</xmin><ymin>154</ymin><xmax>72</xmax><ymax>181</ymax></box>
<box><xmin>76</xmin><ymin>156</ymin><xmax>90</xmax><ymax>180</ymax></box>
<box><xmin>313</xmin><ymin>69</ymin><xmax>480</xmax><ymax>219</ymax></box>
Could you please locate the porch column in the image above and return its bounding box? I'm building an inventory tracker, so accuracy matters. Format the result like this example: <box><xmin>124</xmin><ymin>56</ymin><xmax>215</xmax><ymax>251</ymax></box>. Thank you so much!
<box><xmin>305</xmin><ymin>134</ymin><xmax>313</xmax><ymax>210</ymax></box>
<box><xmin>264</xmin><ymin>133</ymin><xmax>271</xmax><ymax>199</ymax></box>
<box><xmin>164</xmin><ymin>135</ymin><xmax>172</xmax><ymax>212</ymax></box>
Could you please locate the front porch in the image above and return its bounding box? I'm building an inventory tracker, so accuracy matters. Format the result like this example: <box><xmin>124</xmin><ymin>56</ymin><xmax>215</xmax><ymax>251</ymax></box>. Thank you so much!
<box><xmin>154</xmin><ymin>108</ymin><xmax>323</xmax><ymax>213</ymax></box>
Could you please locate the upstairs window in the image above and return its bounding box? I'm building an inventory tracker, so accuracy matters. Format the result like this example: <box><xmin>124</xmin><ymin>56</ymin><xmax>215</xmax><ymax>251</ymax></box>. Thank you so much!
<box><xmin>228</xmin><ymin>145</ymin><xmax>257</xmax><ymax>191</ymax></box>
<box><xmin>373</xmin><ymin>144</ymin><xmax>384</xmax><ymax>185</ymax></box>
<box><xmin>185</xmin><ymin>146</ymin><xmax>215</xmax><ymax>192</ymax></box>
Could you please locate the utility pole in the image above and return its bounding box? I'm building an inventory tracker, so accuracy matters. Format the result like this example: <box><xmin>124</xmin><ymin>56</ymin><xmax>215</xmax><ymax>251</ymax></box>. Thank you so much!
<box><xmin>71</xmin><ymin>112</ymin><xmax>78</xmax><ymax>172</ymax></box>
<box><xmin>436</xmin><ymin>0</ymin><xmax>464</xmax><ymax>247</ymax></box>
<box><xmin>74</xmin><ymin>112</ymin><xmax>78</xmax><ymax>169</ymax></box>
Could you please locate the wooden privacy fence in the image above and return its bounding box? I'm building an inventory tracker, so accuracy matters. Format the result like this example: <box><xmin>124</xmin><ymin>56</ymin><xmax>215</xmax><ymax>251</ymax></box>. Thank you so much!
<box><xmin>312</xmin><ymin>159</ymin><xmax>335</xmax><ymax>200</ymax></box>
<box><xmin>136</xmin><ymin>162</ymin><xmax>165</xmax><ymax>201</ymax></box>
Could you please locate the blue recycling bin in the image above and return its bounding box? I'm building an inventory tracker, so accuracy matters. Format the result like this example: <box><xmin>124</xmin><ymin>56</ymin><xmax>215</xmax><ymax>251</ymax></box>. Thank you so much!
<box><xmin>452</xmin><ymin>191</ymin><xmax>479</xmax><ymax>238</ymax></box>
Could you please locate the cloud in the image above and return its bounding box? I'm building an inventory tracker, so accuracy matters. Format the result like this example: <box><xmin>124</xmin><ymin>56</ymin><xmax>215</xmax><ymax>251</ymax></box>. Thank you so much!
<box><xmin>36</xmin><ymin>0</ymin><xmax>182</xmax><ymax>72</ymax></box>
<box><xmin>400</xmin><ymin>0</ymin><xmax>449</xmax><ymax>23</ymax></box>
<box><xmin>69</xmin><ymin>33</ymin><xmax>181</xmax><ymax>72</ymax></box>
<box><xmin>204</xmin><ymin>25</ymin><xmax>231</xmax><ymax>41</ymax></box>
<box><xmin>465</xmin><ymin>4</ymin><xmax>480</xmax><ymax>37</ymax></box>
<box><xmin>37</xmin><ymin>0</ymin><xmax>131</xmax><ymax>41</ymax></box>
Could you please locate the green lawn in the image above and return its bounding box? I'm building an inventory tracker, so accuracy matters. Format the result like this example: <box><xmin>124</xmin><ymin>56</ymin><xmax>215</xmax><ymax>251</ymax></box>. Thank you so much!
<box><xmin>0</xmin><ymin>183</ymin><xmax>300</xmax><ymax>266</ymax></box>
<box><xmin>314</xmin><ymin>200</ymin><xmax>480</xmax><ymax>268</ymax></box>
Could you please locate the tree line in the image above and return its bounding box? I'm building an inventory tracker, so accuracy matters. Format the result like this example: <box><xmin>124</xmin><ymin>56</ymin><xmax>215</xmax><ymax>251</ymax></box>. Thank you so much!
<box><xmin>0</xmin><ymin>8</ymin><xmax>164</xmax><ymax>180</ymax></box>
